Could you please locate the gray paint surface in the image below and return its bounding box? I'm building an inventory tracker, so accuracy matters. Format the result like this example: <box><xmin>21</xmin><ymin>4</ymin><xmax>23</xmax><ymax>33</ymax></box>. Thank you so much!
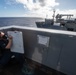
<box><xmin>59</xmin><ymin>36</ymin><xmax>76</xmax><ymax>75</ymax></box>
<box><xmin>1</xmin><ymin>26</ymin><xmax>76</xmax><ymax>75</ymax></box>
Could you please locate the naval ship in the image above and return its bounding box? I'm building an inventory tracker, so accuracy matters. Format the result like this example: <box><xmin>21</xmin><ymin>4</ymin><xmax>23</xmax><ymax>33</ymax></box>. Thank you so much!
<box><xmin>36</xmin><ymin>11</ymin><xmax>76</xmax><ymax>32</ymax></box>
<box><xmin>0</xmin><ymin>25</ymin><xmax>76</xmax><ymax>75</ymax></box>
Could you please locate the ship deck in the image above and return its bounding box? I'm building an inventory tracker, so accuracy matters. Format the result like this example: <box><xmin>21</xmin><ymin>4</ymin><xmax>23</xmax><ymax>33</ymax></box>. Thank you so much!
<box><xmin>0</xmin><ymin>57</ymin><xmax>65</xmax><ymax>75</ymax></box>
<box><xmin>0</xmin><ymin>58</ymin><xmax>48</xmax><ymax>75</ymax></box>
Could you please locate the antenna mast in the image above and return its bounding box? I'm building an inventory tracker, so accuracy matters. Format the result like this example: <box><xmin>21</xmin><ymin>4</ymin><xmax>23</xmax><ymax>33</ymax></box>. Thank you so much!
<box><xmin>52</xmin><ymin>9</ymin><xmax>56</xmax><ymax>21</ymax></box>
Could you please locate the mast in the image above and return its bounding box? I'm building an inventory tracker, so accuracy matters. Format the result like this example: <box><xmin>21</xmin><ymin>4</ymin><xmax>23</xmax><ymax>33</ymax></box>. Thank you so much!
<box><xmin>52</xmin><ymin>9</ymin><xmax>56</xmax><ymax>21</ymax></box>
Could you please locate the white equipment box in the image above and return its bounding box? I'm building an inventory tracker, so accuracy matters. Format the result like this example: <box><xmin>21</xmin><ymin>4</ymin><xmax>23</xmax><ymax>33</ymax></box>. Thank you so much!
<box><xmin>7</xmin><ymin>31</ymin><xmax>24</xmax><ymax>54</ymax></box>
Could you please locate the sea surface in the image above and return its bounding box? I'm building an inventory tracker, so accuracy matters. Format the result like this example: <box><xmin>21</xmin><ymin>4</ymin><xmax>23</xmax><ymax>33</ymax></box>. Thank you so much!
<box><xmin>0</xmin><ymin>17</ymin><xmax>44</xmax><ymax>27</ymax></box>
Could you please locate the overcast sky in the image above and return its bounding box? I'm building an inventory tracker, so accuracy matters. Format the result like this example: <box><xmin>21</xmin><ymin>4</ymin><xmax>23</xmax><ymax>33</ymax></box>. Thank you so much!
<box><xmin>0</xmin><ymin>0</ymin><xmax>76</xmax><ymax>18</ymax></box>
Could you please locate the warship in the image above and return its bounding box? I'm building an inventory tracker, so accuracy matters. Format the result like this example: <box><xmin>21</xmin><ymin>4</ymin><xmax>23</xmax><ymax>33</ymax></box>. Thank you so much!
<box><xmin>36</xmin><ymin>10</ymin><xmax>76</xmax><ymax>32</ymax></box>
<box><xmin>0</xmin><ymin>25</ymin><xmax>76</xmax><ymax>75</ymax></box>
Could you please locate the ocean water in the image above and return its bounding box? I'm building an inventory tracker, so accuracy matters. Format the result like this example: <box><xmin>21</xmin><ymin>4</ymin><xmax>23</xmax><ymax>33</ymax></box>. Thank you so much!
<box><xmin>0</xmin><ymin>17</ymin><xmax>44</xmax><ymax>27</ymax></box>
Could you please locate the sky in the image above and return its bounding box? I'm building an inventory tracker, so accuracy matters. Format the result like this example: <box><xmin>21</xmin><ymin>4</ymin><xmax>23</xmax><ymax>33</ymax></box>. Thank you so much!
<box><xmin>0</xmin><ymin>0</ymin><xmax>76</xmax><ymax>18</ymax></box>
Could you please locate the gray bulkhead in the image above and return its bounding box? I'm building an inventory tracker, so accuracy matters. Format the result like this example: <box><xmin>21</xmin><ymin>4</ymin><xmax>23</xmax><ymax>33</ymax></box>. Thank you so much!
<box><xmin>1</xmin><ymin>26</ymin><xmax>76</xmax><ymax>75</ymax></box>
